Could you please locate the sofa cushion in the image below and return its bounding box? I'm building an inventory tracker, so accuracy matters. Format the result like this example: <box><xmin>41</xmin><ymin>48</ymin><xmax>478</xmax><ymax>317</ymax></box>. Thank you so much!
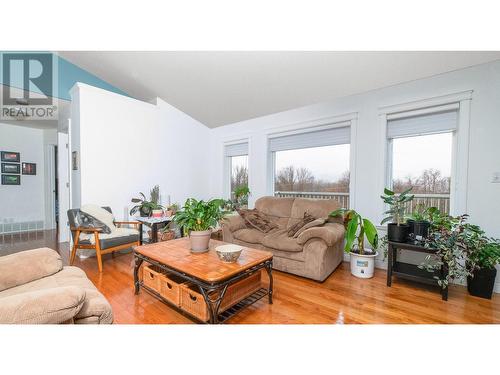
<box><xmin>293</xmin><ymin>217</ymin><xmax>327</xmax><ymax>238</ymax></box>
<box><xmin>0</xmin><ymin>248</ymin><xmax>63</xmax><ymax>292</ymax></box>
<box><xmin>233</xmin><ymin>228</ymin><xmax>266</xmax><ymax>244</ymax></box>
<box><xmin>237</xmin><ymin>208</ymin><xmax>278</xmax><ymax>233</ymax></box>
<box><xmin>262</xmin><ymin>229</ymin><xmax>303</xmax><ymax>252</ymax></box>
<box><xmin>287</xmin><ymin>212</ymin><xmax>315</xmax><ymax>237</ymax></box>
<box><xmin>0</xmin><ymin>286</ymin><xmax>86</xmax><ymax>324</ymax></box>
<box><xmin>255</xmin><ymin>196</ymin><xmax>294</xmax><ymax>218</ymax></box>
<box><xmin>290</xmin><ymin>198</ymin><xmax>342</xmax><ymax>224</ymax></box>
<box><xmin>0</xmin><ymin>266</ymin><xmax>113</xmax><ymax>324</ymax></box>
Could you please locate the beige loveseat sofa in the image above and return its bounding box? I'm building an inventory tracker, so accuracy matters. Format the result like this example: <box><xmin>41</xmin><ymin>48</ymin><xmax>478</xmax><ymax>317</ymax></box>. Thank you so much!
<box><xmin>0</xmin><ymin>248</ymin><xmax>113</xmax><ymax>324</ymax></box>
<box><xmin>222</xmin><ymin>197</ymin><xmax>345</xmax><ymax>281</ymax></box>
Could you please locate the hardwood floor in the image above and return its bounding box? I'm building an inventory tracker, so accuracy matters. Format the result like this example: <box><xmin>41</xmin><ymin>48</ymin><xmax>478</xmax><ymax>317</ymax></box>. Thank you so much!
<box><xmin>2</xmin><ymin>230</ymin><xmax>500</xmax><ymax>323</ymax></box>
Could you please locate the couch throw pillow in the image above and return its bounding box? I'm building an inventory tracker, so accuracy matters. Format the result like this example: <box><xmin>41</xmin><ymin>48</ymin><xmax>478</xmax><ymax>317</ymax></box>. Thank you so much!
<box><xmin>287</xmin><ymin>212</ymin><xmax>315</xmax><ymax>237</ymax></box>
<box><xmin>237</xmin><ymin>208</ymin><xmax>278</xmax><ymax>233</ymax></box>
<box><xmin>292</xmin><ymin>217</ymin><xmax>327</xmax><ymax>238</ymax></box>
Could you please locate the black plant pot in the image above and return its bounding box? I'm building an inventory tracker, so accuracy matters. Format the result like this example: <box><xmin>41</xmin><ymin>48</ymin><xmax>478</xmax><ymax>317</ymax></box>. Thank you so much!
<box><xmin>387</xmin><ymin>223</ymin><xmax>409</xmax><ymax>243</ymax></box>
<box><xmin>467</xmin><ymin>267</ymin><xmax>497</xmax><ymax>299</ymax></box>
<box><xmin>414</xmin><ymin>220</ymin><xmax>430</xmax><ymax>240</ymax></box>
<box><xmin>139</xmin><ymin>207</ymin><xmax>150</xmax><ymax>217</ymax></box>
<box><xmin>406</xmin><ymin>219</ymin><xmax>415</xmax><ymax>235</ymax></box>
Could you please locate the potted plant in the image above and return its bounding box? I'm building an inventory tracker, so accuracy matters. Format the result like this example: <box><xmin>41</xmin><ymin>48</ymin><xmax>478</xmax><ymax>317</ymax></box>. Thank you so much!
<box><xmin>149</xmin><ymin>185</ymin><xmax>163</xmax><ymax>217</ymax></box>
<box><xmin>330</xmin><ymin>209</ymin><xmax>379</xmax><ymax>278</ymax></box>
<box><xmin>420</xmin><ymin>214</ymin><xmax>477</xmax><ymax>290</ymax></box>
<box><xmin>165</xmin><ymin>202</ymin><xmax>179</xmax><ymax>217</ymax></box>
<box><xmin>233</xmin><ymin>186</ymin><xmax>251</xmax><ymax>209</ymax></box>
<box><xmin>466</xmin><ymin>230</ymin><xmax>500</xmax><ymax>299</ymax></box>
<box><xmin>408</xmin><ymin>203</ymin><xmax>432</xmax><ymax>240</ymax></box>
<box><xmin>380</xmin><ymin>187</ymin><xmax>414</xmax><ymax>242</ymax></box>
<box><xmin>130</xmin><ymin>185</ymin><xmax>164</xmax><ymax>217</ymax></box>
<box><xmin>173</xmin><ymin>198</ymin><xmax>227</xmax><ymax>252</ymax></box>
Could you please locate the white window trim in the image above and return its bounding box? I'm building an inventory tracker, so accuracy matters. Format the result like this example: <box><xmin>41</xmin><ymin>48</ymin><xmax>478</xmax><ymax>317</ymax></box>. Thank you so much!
<box><xmin>378</xmin><ymin>90</ymin><xmax>472</xmax><ymax>220</ymax></box>
<box><xmin>265</xmin><ymin>112</ymin><xmax>358</xmax><ymax>209</ymax></box>
<box><xmin>222</xmin><ymin>138</ymin><xmax>250</xmax><ymax>200</ymax></box>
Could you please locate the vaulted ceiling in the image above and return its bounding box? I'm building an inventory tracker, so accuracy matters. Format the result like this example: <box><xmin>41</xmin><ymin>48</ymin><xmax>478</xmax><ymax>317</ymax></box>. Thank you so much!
<box><xmin>58</xmin><ymin>51</ymin><xmax>500</xmax><ymax>128</ymax></box>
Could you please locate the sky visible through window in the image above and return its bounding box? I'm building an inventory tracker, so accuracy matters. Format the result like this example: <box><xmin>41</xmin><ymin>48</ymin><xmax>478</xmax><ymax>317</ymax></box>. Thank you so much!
<box><xmin>392</xmin><ymin>132</ymin><xmax>452</xmax><ymax>178</ymax></box>
<box><xmin>275</xmin><ymin>144</ymin><xmax>350</xmax><ymax>181</ymax></box>
<box><xmin>274</xmin><ymin>144</ymin><xmax>350</xmax><ymax>192</ymax></box>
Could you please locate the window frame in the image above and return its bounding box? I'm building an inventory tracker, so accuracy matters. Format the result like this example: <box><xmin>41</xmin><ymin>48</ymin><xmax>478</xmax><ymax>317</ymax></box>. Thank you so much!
<box><xmin>223</xmin><ymin>139</ymin><xmax>249</xmax><ymax>200</ymax></box>
<box><xmin>266</xmin><ymin>114</ymin><xmax>358</xmax><ymax>209</ymax></box>
<box><xmin>379</xmin><ymin>91</ymin><xmax>472</xmax><ymax>219</ymax></box>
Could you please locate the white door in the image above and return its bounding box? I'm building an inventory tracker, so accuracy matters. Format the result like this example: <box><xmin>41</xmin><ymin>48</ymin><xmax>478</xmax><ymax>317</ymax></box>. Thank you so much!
<box><xmin>57</xmin><ymin>132</ymin><xmax>70</xmax><ymax>243</ymax></box>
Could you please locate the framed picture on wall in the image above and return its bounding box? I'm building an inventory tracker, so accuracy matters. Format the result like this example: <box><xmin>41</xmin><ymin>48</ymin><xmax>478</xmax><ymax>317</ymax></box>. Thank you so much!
<box><xmin>22</xmin><ymin>162</ymin><xmax>37</xmax><ymax>175</ymax></box>
<box><xmin>1</xmin><ymin>151</ymin><xmax>20</xmax><ymax>162</ymax></box>
<box><xmin>1</xmin><ymin>174</ymin><xmax>21</xmax><ymax>185</ymax></box>
<box><xmin>1</xmin><ymin>163</ymin><xmax>21</xmax><ymax>174</ymax></box>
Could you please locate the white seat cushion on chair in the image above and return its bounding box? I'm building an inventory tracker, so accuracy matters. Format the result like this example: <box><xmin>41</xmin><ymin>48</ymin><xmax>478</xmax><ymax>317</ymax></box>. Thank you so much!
<box><xmin>79</xmin><ymin>204</ymin><xmax>138</xmax><ymax>244</ymax></box>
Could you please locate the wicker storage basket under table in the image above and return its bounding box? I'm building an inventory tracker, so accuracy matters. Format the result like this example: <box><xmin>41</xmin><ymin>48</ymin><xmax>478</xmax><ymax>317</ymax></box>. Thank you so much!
<box><xmin>142</xmin><ymin>264</ymin><xmax>187</xmax><ymax>306</ymax></box>
<box><xmin>179</xmin><ymin>271</ymin><xmax>263</xmax><ymax>322</ymax></box>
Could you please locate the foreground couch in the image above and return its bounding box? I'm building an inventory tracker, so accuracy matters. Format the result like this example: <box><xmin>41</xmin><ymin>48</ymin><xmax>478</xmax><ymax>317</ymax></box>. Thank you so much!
<box><xmin>0</xmin><ymin>248</ymin><xmax>113</xmax><ymax>324</ymax></box>
<box><xmin>222</xmin><ymin>196</ymin><xmax>345</xmax><ymax>281</ymax></box>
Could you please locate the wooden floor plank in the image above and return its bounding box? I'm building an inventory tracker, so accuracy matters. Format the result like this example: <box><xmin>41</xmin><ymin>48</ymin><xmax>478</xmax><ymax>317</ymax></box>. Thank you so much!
<box><xmin>1</xmin><ymin>230</ymin><xmax>499</xmax><ymax>324</ymax></box>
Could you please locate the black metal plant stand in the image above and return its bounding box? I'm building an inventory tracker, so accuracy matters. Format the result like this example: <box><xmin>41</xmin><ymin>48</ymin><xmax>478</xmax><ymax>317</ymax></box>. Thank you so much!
<box><xmin>133</xmin><ymin>252</ymin><xmax>273</xmax><ymax>324</ymax></box>
<box><xmin>387</xmin><ymin>240</ymin><xmax>449</xmax><ymax>301</ymax></box>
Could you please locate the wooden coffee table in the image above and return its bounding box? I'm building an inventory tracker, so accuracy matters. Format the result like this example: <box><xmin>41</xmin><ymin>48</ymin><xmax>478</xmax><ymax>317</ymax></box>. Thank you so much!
<box><xmin>133</xmin><ymin>237</ymin><xmax>273</xmax><ymax>324</ymax></box>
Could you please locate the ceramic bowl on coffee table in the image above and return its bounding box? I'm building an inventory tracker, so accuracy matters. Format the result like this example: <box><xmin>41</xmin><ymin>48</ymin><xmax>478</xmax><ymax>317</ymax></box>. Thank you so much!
<box><xmin>215</xmin><ymin>244</ymin><xmax>244</xmax><ymax>263</ymax></box>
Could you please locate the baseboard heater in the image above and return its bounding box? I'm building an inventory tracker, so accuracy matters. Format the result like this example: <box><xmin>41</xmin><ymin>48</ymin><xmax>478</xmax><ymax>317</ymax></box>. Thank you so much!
<box><xmin>0</xmin><ymin>220</ymin><xmax>45</xmax><ymax>234</ymax></box>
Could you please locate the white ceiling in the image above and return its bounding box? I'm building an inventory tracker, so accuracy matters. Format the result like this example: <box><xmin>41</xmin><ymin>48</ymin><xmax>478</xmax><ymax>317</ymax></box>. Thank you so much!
<box><xmin>58</xmin><ymin>51</ymin><xmax>500</xmax><ymax>128</ymax></box>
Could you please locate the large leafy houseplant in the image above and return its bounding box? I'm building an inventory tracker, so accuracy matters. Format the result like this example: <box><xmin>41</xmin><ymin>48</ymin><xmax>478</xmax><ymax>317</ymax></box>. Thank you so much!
<box><xmin>330</xmin><ymin>209</ymin><xmax>379</xmax><ymax>279</ymax></box>
<box><xmin>330</xmin><ymin>209</ymin><xmax>378</xmax><ymax>255</ymax></box>
<box><xmin>380</xmin><ymin>187</ymin><xmax>414</xmax><ymax>225</ymax></box>
<box><xmin>173</xmin><ymin>198</ymin><xmax>227</xmax><ymax>232</ymax></box>
<box><xmin>173</xmin><ymin>198</ymin><xmax>227</xmax><ymax>252</ymax></box>
<box><xmin>420</xmin><ymin>214</ymin><xmax>479</xmax><ymax>289</ymax></box>
<box><xmin>380</xmin><ymin>187</ymin><xmax>414</xmax><ymax>242</ymax></box>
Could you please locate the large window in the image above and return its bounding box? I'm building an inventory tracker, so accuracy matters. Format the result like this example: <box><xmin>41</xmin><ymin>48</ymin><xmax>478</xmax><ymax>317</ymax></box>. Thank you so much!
<box><xmin>270</xmin><ymin>126</ymin><xmax>351</xmax><ymax>208</ymax></box>
<box><xmin>224</xmin><ymin>142</ymin><xmax>248</xmax><ymax>200</ymax></box>
<box><xmin>387</xmin><ymin>109</ymin><xmax>457</xmax><ymax>214</ymax></box>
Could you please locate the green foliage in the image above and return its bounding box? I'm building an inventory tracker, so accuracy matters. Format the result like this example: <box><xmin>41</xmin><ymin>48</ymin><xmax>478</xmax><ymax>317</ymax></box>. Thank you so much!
<box><xmin>230</xmin><ymin>186</ymin><xmax>251</xmax><ymax>210</ymax></box>
<box><xmin>421</xmin><ymin>214</ymin><xmax>500</xmax><ymax>288</ymax></box>
<box><xmin>380</xmin><ymin>187</ymin><xmax>414</xmax><ymax>226</ymax></box>
<box><xmin>130</xmin><ymin>187</ymin><xmax>164</xmax><ymax>216</ymax></box>
<box><xmin>150</xmin><ymin>185</ymin><xmax>160</xmax><ymax>205</ymax></box>
<box><xmin>173</xmin><ymin>198</ymin><xmax>228</xmax><ymax>233</ymax></box>
<box><xmin>330</xmin><ymin>208</ymin><xmax>378</xmax><ymax>255</ymax></box>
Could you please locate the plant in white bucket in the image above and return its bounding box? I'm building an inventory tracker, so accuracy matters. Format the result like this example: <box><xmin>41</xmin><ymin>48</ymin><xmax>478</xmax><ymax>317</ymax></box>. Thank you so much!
<box><xmin>330</xmin><ymin>209</ymin><xmax>379</xmax><ymax>279</ymax></box>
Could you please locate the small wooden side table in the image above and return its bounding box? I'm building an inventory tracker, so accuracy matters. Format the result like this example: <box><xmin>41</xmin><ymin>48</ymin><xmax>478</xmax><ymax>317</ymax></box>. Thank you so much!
<box><xmin>387</xmin><ymin>240</ymin><xmax>449</xmax><ymax>300</ymax></box>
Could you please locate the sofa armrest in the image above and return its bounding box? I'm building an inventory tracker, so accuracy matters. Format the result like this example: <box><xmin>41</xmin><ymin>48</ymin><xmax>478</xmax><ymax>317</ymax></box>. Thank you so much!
<box><xmin>0</xmin><ymin>286</ymin><xmax>85</xmax><ymax>324</ymax></box>
<box><xmin>296</xmin><ymin>223</ymin><xmax>345</xmax><ymax>247</ymax></box>
<box><xmin>0</xmin><ymin>248</ymin><xmax>63</xmax><ymax>292</ymax></box>
<box><xmin>221</xmin><ymin>213</ymin><xmax>247</xmax><ymax>232</ymax></box>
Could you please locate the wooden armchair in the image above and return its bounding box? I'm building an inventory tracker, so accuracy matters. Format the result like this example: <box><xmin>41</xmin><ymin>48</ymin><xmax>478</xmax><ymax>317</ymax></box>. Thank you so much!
<box><xmin>68</xmin><ymin>207</ymin><xmax>142</xmax><ymax>272</ymax></box>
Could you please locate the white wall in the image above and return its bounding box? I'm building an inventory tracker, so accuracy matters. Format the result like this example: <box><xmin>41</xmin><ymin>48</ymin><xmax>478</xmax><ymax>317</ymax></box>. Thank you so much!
<box><xmin>0</xmin><ymin>123</ymin><xmax>46</xmax><ymax>228</ymax></box>
<box><xmin>70</xmin><ymin>83</ymin><xmax>210</xmax><ymax>221</ymax></box>
<box><xmin>208</xmin><ymin>60</ymin><xmax>500</xmax><ymax>290</ymax></box>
